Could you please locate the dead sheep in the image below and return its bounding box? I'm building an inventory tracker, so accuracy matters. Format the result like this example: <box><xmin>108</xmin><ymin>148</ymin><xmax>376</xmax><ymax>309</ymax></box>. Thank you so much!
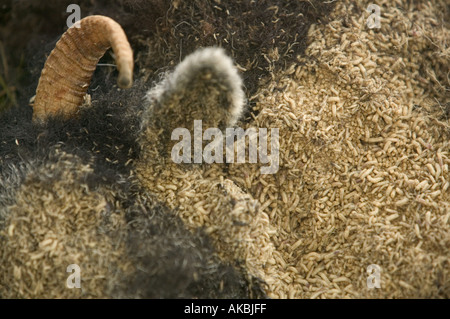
<box><xmin>0</xmin><ymin>15</ymin><xmax>266</xmax><ymax>299</ymax></box>
<box><xmin>4</xmin><ymin>0</ymin><xmax>444</xmax><ymax>300</ymax></box>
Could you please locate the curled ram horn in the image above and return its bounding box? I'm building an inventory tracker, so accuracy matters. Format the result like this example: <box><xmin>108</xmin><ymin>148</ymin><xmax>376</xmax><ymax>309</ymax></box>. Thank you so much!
<box><xmin>32</xmin><ymin>15</ymin><xmax>134</xmax><ymax>122</ymax></box>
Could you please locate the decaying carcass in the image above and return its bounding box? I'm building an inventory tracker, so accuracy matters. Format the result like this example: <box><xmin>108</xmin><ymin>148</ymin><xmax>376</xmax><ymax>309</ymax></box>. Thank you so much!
<box><xmin>0</xmin><ymin>15</ymin><xmax>266</xmax><ymax>298</ymax></box>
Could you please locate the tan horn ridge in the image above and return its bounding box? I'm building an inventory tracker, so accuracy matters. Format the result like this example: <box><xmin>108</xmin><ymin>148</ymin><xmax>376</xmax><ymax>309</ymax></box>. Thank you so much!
<box><xmin>32</xmin><ymin>15</ymin><xmax>134</xmax><ymax>123</ymax></box>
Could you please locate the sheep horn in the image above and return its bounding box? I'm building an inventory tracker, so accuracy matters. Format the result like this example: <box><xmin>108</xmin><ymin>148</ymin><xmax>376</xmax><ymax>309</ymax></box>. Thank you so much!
<box><xmin>32</xmin><ymin>15</ymin><xmax>133</xmax><ymax>122</ymax></box>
